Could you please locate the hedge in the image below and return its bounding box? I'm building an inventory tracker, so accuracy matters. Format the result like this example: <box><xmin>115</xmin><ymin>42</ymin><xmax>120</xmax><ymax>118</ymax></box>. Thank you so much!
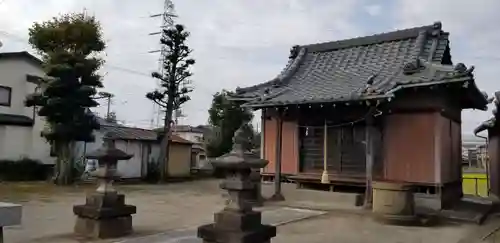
<box><xmin>0</xmin><ymin>158</ymin><xmax>52</xmax><ymax>181</ymax></box>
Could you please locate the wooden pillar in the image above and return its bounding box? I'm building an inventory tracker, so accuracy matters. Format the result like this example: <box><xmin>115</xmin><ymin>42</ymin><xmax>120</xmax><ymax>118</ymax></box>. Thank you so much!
<box><xmin>321</xmin><ymin>121</ymin><xmax>329</xmax><ymax>184</ymax></box>
<box><xmin>488</xmin><ymin>130</ymin><xmax>500</xmax><ymax>199</ymax></box>
<box><xmin>270</xmin><ymin>108</ymin><xmax>285</xmax><ymax>201</ymax></box>
<box><xmin>364</xmin><ymin>110</ymin><xmax>375</xmax><ymax>209</ymax></box>
<box><xmin>260</xmin><ymin>110</ymin><xmax>266</xmax><ymax>160</ymax></box>
<box><xmin>260</xmin><ymin>110</ymin><xmax>266</xmax><ymax>178</ymax></box>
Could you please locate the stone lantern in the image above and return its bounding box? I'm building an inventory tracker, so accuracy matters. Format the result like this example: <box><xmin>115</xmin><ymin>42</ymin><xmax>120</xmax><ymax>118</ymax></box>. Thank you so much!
<box><xmin>197</xmin><ymin>126</ymin><xmax>276</xmax><ymax>243</ymax></box>
<box><xmin>73</xmin><ymin>132</ymin><xmax>137</xmax><ymax>239</ymax></box>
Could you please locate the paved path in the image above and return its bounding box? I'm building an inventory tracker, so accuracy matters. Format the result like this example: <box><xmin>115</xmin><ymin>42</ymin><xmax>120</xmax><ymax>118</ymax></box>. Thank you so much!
<box><xmin>121</xmin><ymin>207</ymin><xmax>327</xmax><ymax>243</ymax></box>
<box><xmin>118</xmin><ymin>230</ymin><xmax>198</xmax><ymax>243</ymax></box>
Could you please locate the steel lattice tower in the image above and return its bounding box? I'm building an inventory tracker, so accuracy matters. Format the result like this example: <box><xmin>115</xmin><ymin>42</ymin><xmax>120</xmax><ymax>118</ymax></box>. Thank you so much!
<box><xmin>149</xmin><ymin>0</ymin><xmax>177</xmax><ymax>128</ymax></box>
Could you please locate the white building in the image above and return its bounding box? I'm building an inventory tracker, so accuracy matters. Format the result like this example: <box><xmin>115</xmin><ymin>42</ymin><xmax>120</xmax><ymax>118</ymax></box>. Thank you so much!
<box><xmin>0</xmin><ymin>51</ymin><xmax>53</xmax><ymax>164</ymax></box>
<box><xmin>76</xmin><ymin>116</ymin><xmax>194</xmax><ymax>179</ymax></box>
<box><xmin>173</xmin><ymin>125</ymin><xmax>206</xmax><ymax>143</ymax></box>
<box><xmin>172</xmin><ymin>125</ymin><xmax>214</xmax><ymax>167</ymax></box>
<box><xmin>75</xmin><ymin>117</ymin><xmax>160</xmax><ymax>179</ymax></box>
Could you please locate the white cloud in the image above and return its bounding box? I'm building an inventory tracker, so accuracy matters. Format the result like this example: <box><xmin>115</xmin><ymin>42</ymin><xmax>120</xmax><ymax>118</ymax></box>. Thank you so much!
<box><xmin>364</xmin><ymin>4</ymin><xmax>382</xmax><ymax>16</ymax></box>
<box><xmin>394</xmin><ymin>0</ymin><xmax>500</xmax><ymax>133</ymax></box>
<box><xmin>0</xmin><ymin>0</ymin><xmax>363</xmax><ymax>128</ymax></box>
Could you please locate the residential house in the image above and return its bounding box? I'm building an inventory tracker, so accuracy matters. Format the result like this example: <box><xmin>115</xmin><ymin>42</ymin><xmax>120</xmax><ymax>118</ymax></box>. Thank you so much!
<box><xmin>232</xmin><ymin>22</ymin><xmax>488</xmax><ymax>209</ymax></box>
<box><xmin>462</xmin><ymin>134</ymin><xmax>487</xmax><ymax>168</ymax></box>
<box><xmin>173</xmin><ymin>125</ymin><xmax>206</xmax><ymax>143</ymax></box>
<box><xmin>0</xmin><ymin>51</ymin><xmax>53</xmax><ymax>164</ymax></box>
<box><xmin>77</xmin><ymin>117</ymin><xmax>193</xmax><ymax>179</ymax></box>
<box><xmin>172</xmin><ymin>124</ymin><xmax>219</xmax><ymax>168</ymax></box>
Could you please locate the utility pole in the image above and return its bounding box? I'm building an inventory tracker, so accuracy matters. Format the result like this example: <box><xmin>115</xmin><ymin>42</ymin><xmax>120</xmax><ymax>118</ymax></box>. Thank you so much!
<box><xmin>98</xmin><ymin>91</ymin><xmax>114</xmax><ymax>120</ymax></box>
<box><xmin>148</xmin><ymin>0</ymin><xmax>177</xmax><ymax>128</ymax></box>
<box><xmin>94</xmin><ymin>91</ymin><xmax>115</xmax><ymax>120</ymax></box>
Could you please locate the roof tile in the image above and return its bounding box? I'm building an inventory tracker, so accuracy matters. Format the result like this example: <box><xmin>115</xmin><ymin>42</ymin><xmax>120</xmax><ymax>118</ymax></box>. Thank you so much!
<box><xmin>234</xmin><ymin>22</ymin><xmax>485</xmax><ymax>108</ymax></box>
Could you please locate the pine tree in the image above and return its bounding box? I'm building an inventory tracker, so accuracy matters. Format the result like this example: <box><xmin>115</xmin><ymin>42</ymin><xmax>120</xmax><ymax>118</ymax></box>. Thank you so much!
<box><xmin>25</xmin><ymin>12</ymin><xmax>105</xmax><ymax>185</ymax></box>
<box><xmin>207</xmin><ymin>90</ymin><xmax>254</xmax><ymax>157</ymax></box>
<box><xmin>147</xmin><ymin>24</ymin><xmax>195</xmax><ymax>181</ymax></box>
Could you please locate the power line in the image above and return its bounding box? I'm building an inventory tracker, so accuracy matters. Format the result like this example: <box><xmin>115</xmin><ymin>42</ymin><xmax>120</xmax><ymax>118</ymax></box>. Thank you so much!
<box><xmin>104</xmin><ymin>64</ymin><xmax>151</xmax><ymax>77</ymax></box>
<box><xmin>0</xmin><ymin>30</ymin><xmax>156</xmax><ymax>76</ymax></box>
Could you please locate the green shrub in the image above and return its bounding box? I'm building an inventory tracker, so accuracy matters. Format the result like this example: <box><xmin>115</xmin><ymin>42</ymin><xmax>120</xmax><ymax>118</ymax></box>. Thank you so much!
<box><xmin>72</xmin><ymin>156</ymin><xmax>86</xmax><ymax>180</ymax></box>
<box><xmin>0</xmin><ymin>158</ymin><xmax>51</xmax><ymax>181</ymax></box>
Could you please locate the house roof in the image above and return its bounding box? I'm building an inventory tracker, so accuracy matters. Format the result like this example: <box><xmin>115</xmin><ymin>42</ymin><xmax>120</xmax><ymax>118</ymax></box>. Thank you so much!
<box><xmin>233</xmin><ymin>22</ymin><xmax>487</xmax><ymax>109</ymax></box>
<box><xmin>91</xmin><ymin>115</ymin><xmax>192</xmax><ymax>144</ymax></box>
<box><xmin>101</xmin><ymin>124</ymin><xmax>193</xmax><ymax>144</ymax></box>
<box><xmin>101</xmin><ymin>125</ymin><xmax>158</xmax><ymax>141</ymax></box>
<box><xmin>170</xmin><ymin>134</ymin><xmax>193</xmax><ymax>144</ymax></box>
<box><xmin>100</xmin><ymin>125</ymin><xmax>192</xmax><ymax>144</ymax></box>
<box><xmin>173</xmin><ymin>125</ymin><xmax>206</xmax><ymax>134</ymax></box>
<box><xmin>0</xmin><ymin>51</ymin><xmax>43</xmax><ymax>66</ymax></box>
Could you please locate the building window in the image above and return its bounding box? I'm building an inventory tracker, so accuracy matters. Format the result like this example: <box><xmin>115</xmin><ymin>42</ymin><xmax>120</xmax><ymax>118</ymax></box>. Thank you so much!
<box><xmin>0</xmin><ymin>86</ymin><xmax>12</xmax><ymax>106</ymax></box>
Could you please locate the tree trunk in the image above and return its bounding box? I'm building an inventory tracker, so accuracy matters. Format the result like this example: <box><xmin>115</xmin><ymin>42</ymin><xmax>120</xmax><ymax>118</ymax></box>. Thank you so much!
<box><xmin>52</xmin><ymin>156</ymin><xmax>61</xmax><ymax>184</ymax></box>
<box><xmin>54</xmin><ymin>142</ymin><xmax>73</xmax><ymax>185</ymax></box>
<box><xmin>158</xmin><ymin>100</ymin><xmax>175</xmax><ymax>182</ymax></box>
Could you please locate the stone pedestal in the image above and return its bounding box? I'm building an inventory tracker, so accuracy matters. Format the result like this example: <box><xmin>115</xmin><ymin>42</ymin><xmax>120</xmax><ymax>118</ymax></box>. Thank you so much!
<box><xmin>198</xmin><ymin>126</ymin><xmax>276</xmax><ymax>243</ymax></box>
<box><xmin>0</xmin><ymin>202</ymin><xmax>22</xmax><ymax>243</ymax></box>
<box><xmin>74</xmin><ymin>193</ymin><xmax>136</xmax><ymax>238</ymax></box>
<box><xmin>73</xmin><ymin>132</ymin><xmax>136</xmax><ymax>239</ymax></box>
<box><xmin>372</xmin><ymin>181</ymin><xmax>417</xmax><ymax>225</ymax></box>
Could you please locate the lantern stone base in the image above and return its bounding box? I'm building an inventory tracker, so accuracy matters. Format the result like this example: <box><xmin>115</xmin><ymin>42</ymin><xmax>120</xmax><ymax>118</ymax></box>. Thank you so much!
<box><xmin>198</xmin><ymin>224</ymin><xmax>276</xmax><ymax>243</ymax></box>
<box><xmin>198</xmin><ymin>210</ymin><xmax>276</xmax><ymax>243</ymax></box>
<box><xmin>73</xmin><ymin>193</ymin><xmax>136</xmax><ymax>239</ymax></box>
<box><xmin>74</xmin><ymin>215</ymin><xmax>133</xmax><ymax>239</ymax></box>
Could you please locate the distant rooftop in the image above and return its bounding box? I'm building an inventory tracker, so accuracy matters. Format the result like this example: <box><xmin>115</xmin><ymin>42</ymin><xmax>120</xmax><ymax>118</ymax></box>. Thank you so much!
<box><xmin>94</xmin><ymin>115</ymin><xmax>192</xmax><ymax>144</ymax></box>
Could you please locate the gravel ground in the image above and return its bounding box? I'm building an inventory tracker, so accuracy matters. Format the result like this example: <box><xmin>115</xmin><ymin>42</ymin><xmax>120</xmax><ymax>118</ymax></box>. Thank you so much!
<box><xmin>0</xmin><ymin>179</ymin><xmax>486</xmax><ymax>243</ymax></box>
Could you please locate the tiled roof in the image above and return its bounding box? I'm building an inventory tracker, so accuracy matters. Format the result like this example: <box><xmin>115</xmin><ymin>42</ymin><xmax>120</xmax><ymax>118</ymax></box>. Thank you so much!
<box><xmin>101</xmin><ymin>124</ymin><xmax>192</xmax><ymax>144</ymax></box>
<box><xmin>92</xmin><ymin>115</ymin><xmax>192</xmax><ymax>144</ymax></box>
<box><xmin>101</xmin><ymin>125</ymin><xmax>158</xmax><ymax>141</ymax></box>
<box><xmin>234</xmin><ymin>22</ymin><xmax>487</xmax><ymax>109</ymax></box>
<box><xmin>170</xmin><ymin>134</ymin><xmax>193</xmax><ymax>144</ymax></box>
<box><xmin>173</xmin><ymin>125</ymin><xmax>207</xmax><ymax>133</ymax></box>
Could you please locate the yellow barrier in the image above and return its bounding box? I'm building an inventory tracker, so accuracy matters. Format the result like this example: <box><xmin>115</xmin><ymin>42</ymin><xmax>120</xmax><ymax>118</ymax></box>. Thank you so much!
<box><xmin>462</xmin><ymin>173</ymin><xmax>488</xmax><ymax>197</ymax></box>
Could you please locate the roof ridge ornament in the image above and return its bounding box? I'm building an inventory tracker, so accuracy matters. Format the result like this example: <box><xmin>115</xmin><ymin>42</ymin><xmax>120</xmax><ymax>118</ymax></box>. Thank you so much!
<box><xmin>403</xmin><ymin>58</ymin><xmax>424</xmax><ymax>75</ymax></box>
<box><xmin>430</xmin><ymin>21</ymin><xmax>443</xmax><ymax>37</ymax></box>
<box><xmin>445</xmin><ymin>63</ymin><xmax>474</xmax><ymax>78</ymax></box>
<box><xmin>289</xmin><ymin>45</ymin><xmax>300</xmax><ymax>59</ymax></box>
<box><xmin>363</xmin><ymin>74</ymin><xmax>378</xmax><ymax>94</ymax></box>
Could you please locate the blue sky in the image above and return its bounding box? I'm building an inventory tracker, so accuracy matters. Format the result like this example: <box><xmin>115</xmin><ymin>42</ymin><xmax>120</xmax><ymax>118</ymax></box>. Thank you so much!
<box><xmin>0</xmin><ymin>0</ymin><xmax>499</xmax><ymax>134</ymax></box>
